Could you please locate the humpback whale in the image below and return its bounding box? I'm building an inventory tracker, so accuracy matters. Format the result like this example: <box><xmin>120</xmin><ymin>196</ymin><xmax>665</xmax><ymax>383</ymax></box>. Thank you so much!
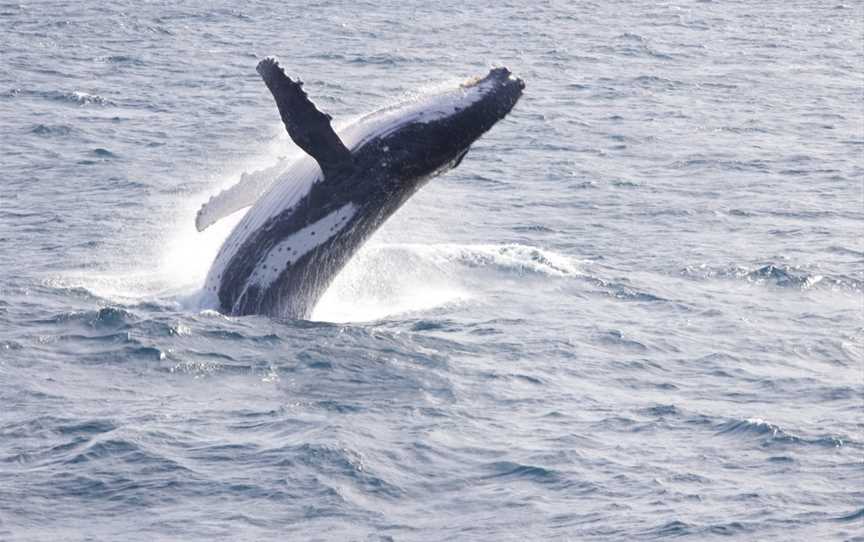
<box><xmin>199</xmin><ymin>57</ymin><xmax>524</xmax><ymax>319</ymax></box>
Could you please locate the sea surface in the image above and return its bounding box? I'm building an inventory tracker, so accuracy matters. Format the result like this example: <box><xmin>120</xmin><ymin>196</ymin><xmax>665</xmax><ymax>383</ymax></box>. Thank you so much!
<box><xmin>1</xmin><ymin>1</ymin><xmax>862</xmax><ymax>540</ymax></box>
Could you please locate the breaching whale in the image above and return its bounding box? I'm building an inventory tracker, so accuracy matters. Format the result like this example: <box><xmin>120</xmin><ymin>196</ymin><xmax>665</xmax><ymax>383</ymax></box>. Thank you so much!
<box><xmin>198</xmin><ymin>57</ymin><xmax>524</xmax><ymax>319</ymax></box>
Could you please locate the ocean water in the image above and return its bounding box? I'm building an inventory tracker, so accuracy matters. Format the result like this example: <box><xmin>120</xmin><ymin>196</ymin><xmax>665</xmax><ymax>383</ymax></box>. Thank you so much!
<box><xmin>1</xmin><ymin>0</ymin><xmax>862</xmax><ymax>540</ymax></box>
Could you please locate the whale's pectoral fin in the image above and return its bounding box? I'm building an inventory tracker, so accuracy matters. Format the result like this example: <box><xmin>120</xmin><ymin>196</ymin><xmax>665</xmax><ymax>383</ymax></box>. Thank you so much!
<box><xmin>195</xmin><ymin>159</ymin><xmax>289</xmax><ymax>232</ymax></box>
<box><xmin>257</xmin><ymin>57</ymin><xmax>353</xmax><ymax>178</ymax></box>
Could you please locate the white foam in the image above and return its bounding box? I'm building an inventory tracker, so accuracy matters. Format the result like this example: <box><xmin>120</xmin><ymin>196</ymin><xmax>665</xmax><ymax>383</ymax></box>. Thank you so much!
<box><xmin>312</xmin><ymin>243</ymin><xmax>581</xmax><ymax>322</ymax></box>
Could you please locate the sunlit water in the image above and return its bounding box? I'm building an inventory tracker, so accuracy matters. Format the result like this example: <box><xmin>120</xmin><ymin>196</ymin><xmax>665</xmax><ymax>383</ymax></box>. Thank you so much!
<box><xmin>1</xmin><ymin>1</ymin><xmax>862</xmax><ymax>540</ymax></box>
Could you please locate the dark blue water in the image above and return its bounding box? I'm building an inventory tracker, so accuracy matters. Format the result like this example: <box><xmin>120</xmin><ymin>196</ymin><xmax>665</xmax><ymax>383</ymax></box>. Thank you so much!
<box><xmin>1</xmin><ymin>1</ymin><xmax>863</xmax><ymax>540</ymax></box>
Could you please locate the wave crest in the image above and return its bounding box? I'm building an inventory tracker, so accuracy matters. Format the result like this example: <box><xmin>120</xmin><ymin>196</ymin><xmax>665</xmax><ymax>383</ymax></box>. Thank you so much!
<box><xmin>681</xmin><ymin>262</ymin><xmax>862</xmax><ymax>292</ymax></box>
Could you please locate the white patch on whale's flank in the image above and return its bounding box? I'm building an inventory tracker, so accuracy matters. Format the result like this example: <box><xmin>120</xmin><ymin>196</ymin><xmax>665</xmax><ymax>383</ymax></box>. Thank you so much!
<box><xmin>199</xmin><ymin>157</ymin><xmax>321</xmax><ymax>303</ymax></box>
<box><xmin>250</xmin><ymin>202</ymin><xmax>358</xmax><ymax>289</ymax></box>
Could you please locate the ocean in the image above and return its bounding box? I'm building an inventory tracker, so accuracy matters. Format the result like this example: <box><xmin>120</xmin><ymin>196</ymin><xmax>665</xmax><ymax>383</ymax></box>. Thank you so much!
<box><xmin>1</xmin><ymin>1</ymin><xmax>862</xmax><ymax>540</ymax></box>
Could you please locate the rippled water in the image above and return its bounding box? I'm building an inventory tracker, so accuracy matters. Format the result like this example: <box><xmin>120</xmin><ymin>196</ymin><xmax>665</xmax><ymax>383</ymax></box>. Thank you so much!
<box><xmin>1</xmin><ymin>1</ymin><xmax>862</xmax><ymax>540</ymax></box>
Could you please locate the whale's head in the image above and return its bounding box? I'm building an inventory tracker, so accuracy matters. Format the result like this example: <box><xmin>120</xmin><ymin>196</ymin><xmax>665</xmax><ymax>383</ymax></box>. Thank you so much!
<box><xmin>350</xmin><ymin>67</ymin><xmax>525</xmax><ymax>189</ymax></box>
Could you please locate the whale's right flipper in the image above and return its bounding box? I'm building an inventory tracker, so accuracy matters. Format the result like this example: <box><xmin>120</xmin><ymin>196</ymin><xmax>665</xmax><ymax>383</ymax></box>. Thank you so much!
<box><xmin>257</xmin><ymin>57</ymin><xmax>353</xmax><ymax>178</ymax></box>
<box><xmin>195</xmin><ymin>159</ymin><xmax>289</xmax><ymax>232</ymax></box>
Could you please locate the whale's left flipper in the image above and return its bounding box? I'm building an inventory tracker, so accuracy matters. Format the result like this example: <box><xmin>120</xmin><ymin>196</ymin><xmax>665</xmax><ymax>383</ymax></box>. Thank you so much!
<box><xmin>257</xmin><ymin>57</ymin><xmax>353</xmax><ymax>178</ymax></box>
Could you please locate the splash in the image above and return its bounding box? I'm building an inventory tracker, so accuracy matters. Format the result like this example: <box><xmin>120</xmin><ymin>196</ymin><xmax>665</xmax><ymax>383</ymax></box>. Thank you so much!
<box><xmin>311</xmin><ymin>244</ymin><xmax>470</xmax><ymax>323</ymax></box>
<box><xmin>312</xmin><ymin>243</ymin><xmax>581</xmax><ymax>322</ymax></box>
<box><xmin>52</xmin><ymin>127</ymin><xmax>297</xmax><ymax>306</ymax></box>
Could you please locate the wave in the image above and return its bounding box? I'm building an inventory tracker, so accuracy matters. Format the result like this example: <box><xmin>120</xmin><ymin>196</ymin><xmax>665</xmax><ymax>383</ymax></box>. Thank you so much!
<box><xmin>638</xmin><ymin>405</ymin><xmax>854</xmax><ymax>450</ymax></box>
<box><xmin>642</xmin><ymin>520</ymin><xmax>753</xmax><ymax>539</ymax></box>
<box><xmin>834</xmin><ymin>508</ymin><xmax>864</xmax><ymax>523</ymax></box>
<box><xmin>5</xmin><ymin>88</ymin><xmax>116</xmax><ymax>106</ymax></box>
<box><xmin>714</xmin><ymin>417</ymin><xmax>846</xmax><ymax>448</ymax></box>
<box><xmin>681</xmin><ymin>262</ymin><xmax>862</xmax><ymax>292</ymax></box>
<box><xmin>94</xmin><ymin>55</ymin><xmax>144</xmax><ymax>66</ymax></box>
<box><xmin>30</xmin><ymin>124</ymin><xmax>75</xmax><ymax>136</ymax></box>
<box><xmin>480</xmin><ymin>461</ymin><xmax>565</xmax><ymax>485</ymax></box>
